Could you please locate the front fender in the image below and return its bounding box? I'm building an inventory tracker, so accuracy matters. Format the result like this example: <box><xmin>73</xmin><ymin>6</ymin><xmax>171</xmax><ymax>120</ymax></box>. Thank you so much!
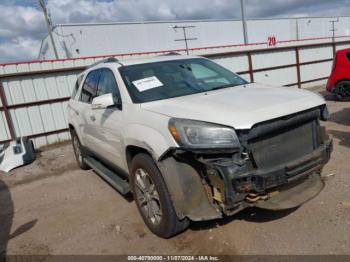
<box><xmin>123</xmin><ymin>124</ymin><xmax>221</xmax><ymax>221</ymax></box>
<box><xmin>123</xmin><ymin>124</ymin><xmax>173</xmax><ymax>161</ymax></box>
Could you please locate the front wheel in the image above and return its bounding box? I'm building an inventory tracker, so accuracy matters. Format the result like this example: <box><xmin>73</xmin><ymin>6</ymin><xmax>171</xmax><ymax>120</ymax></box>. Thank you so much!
<box><xmin>71</xmin><ymin>130</ymin><xmax>90</xmax><ymax>170</ymax></box>
<box><xmin>130</xmin><ymin>153</ymin><xmax>189</xmax><ymax>238</ymax></box>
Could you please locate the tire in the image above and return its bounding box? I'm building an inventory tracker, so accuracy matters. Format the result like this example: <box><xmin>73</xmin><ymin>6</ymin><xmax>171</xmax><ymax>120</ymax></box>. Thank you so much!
<box><xmin>335</xmin><ymin>80</ymin><xmax>350</xmax><ymax>101</ymax></box>
<box><xmin>71</xmin><ymin>129</ymin><xmax>90</xmax><ymax>170</ymax></box>
<box><xmin>130</xmin><ymin>153</ymin><xmax>189</xmax><ymax>238</ymax></box>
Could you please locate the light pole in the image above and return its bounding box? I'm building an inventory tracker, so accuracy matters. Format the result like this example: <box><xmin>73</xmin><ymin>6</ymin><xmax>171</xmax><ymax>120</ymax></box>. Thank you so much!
<box><xmin>330</xmin><ymin>18</ymin><xmax>339</xmax><ymax>56</ymax></box>
<box><xmin>38</xmin><ymin>0</ymin><xmax>59</xmax><ymax>59</ymax></box>
<box><xmin>240</xmin><ymin>0</ymin><xmax>248</xmax><ymax>45</ymax></box>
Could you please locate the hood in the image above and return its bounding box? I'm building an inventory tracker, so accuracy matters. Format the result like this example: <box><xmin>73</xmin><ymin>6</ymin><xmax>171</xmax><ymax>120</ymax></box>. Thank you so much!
<box><xmin>141</xmin><ymin>83</ymin><xmax>326</xmax><ymax>129</ymax></box>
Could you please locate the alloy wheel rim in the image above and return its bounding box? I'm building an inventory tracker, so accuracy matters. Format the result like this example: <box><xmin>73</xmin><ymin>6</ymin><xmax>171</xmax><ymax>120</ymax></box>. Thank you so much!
<box><xmin>134</xmin><ymin>168</ymin><xmax>162</xmax><ymax>225</ymax></box>
<box><xmin>339</xmin><ymin>83</ymin><xmax>350</xmax><ymax>97</ymax></box>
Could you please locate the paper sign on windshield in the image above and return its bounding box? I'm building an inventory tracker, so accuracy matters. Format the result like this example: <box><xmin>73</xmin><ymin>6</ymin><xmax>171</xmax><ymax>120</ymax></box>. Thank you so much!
<box><xmin>132</xmin><ymin>76</ymin><xmax>163</xmax><ymax>92</ymax></box>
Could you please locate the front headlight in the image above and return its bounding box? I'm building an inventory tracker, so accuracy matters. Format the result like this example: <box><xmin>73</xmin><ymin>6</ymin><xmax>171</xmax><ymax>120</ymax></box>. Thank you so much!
<box><xmin>168</xmin><ymin>118</ymin><xmax>240</xmax><ymax>149</ymax></box>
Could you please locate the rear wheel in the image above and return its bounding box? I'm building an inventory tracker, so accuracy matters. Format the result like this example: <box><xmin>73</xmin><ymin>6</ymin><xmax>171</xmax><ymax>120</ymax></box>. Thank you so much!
<box><xmin>130</xmin><ymin>153</ymin><xmax>189</xmax><ymax>238</ymax></box>
<box><xmin>335</xmin><ymin>81</ymin><xmax>350</xmax><ymax>101</ymax></box>
<box><xmin>71</xmin><ymin>130</ymin><xmax>90</xmax><ymax>170</ymax></box>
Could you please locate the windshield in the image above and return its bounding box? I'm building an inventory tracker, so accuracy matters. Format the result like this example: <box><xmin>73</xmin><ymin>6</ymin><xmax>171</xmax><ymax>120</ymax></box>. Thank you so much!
<box><xmin>119</xmin><ymin>58</ymin><xmax>248</xmax><ymax>103</ymax></box>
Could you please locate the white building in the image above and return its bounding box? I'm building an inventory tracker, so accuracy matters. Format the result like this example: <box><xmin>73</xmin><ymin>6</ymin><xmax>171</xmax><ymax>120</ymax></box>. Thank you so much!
<box><xmin>39</xmin><ymin>16</ymin><xmax>350</xmax><ymax>59</ymax></box>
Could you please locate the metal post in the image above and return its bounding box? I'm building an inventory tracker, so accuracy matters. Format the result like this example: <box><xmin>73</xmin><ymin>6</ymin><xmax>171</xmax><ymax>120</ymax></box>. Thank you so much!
<box><xmin>39</xmin><ymin>0</ymin><xmax>59</xmax><ymax>59</ymax></box>
<box><xmin>295</xmin><ymin>47</ymin><xmax>301</xmax><ymax>89</ymax></box>
<box><xmin>247</xmin><ymin>52</ymin><xmax>254</xmax><ymax>82</ymax></box>
<box><xmin>240</xmin><ymin>0</ymin><xmax>248</xmax><ymax>45</ymax></box>
<box><xmin>182</xmin><ymin>27</ymin><xmax>189</xmax><ymax>54</ymax></box>
<box><xmin>0</xmin><ymin>81</ymin><xmax>16</xmax><ymax>139</ymax></box>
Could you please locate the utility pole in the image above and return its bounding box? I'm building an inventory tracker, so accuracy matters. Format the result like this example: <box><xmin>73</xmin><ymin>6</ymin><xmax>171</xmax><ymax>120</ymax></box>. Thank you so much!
<box><xmin>240</xmin><ymin>0</ymin><xmax>248</xmax><ymax>45</ymax></box>
<box><xmin>38</xmin><ymin>0</ymin><xmax>59</xmax><ymax>59</ymax></box>
<box><xmin>173</xmin><ymin>25</ymin><xmax>197</xmax><ymax>55</ymax></box>
<box><xmin>295</xmin><ymin>19</ymin><xmax>299</xmax><ymax>40</ymax></box>
<box><xmin>330</xmin><ymin>18</ymin><xmax>339</xmax><ymax>56</ymax></box>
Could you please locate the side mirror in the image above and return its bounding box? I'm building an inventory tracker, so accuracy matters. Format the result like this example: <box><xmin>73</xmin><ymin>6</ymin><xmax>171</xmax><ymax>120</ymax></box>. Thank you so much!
<box><xmin>92</xmin><ymin>93</ymin><xmax>118</xmax><ymax>109</ymax></box>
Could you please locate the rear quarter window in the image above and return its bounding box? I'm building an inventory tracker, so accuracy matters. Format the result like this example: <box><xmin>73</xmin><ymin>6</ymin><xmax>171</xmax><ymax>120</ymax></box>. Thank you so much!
<box><xmin>71</xmin><ymin>75</ymin><xmax>84</xmax><ymax>99</ymax></box>
<box><xmin>347</xmin><ymin>52</ymin><xmax>350</xmax><ymax>62</ymax></box>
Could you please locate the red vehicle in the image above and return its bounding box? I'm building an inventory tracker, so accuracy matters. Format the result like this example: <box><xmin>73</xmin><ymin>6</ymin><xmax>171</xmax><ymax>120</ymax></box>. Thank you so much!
<box><xmin>327</xmin><ymin>48</ymin><xmax>350</xmax><ymax>100</ymax></box>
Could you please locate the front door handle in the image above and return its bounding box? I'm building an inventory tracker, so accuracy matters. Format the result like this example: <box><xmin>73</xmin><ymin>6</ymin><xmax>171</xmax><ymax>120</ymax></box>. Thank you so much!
<box><xmin>90</xmin><ymin>115</ymin><xmax>96</xmax><ymax>121</ymax></box>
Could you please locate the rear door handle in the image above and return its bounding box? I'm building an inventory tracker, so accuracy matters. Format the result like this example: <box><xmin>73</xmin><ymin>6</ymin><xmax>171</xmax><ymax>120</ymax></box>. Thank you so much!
<box><xmin>90</xmin><ymin>115</ymin><xmax>96</xmax><ymax>121</ymax></box>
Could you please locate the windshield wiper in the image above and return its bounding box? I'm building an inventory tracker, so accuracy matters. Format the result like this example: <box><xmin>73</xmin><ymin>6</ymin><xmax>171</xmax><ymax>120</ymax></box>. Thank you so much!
<box><xmin>209</xmin><ymin>83</ymin><xmax>247</xmax><ymax>91</ymax></box>
<box><xmin>210</xmin><ymin>84</ymin><xmax>234</xmax><ymax>91</ymax></box>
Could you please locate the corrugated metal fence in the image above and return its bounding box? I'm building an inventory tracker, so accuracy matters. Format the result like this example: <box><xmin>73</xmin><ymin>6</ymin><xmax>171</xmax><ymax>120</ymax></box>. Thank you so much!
<box><xmin>1</xmin><ymin>38</ymin><xmax>350</xmax><ymax>148</ymax></box>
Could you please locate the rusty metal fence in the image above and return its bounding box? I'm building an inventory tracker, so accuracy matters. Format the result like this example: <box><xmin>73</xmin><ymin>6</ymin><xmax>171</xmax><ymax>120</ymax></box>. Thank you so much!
<box><xmin>0</xmin><ymin>39</ymin><xmax>349</xmax><ymax>148</ymax></box>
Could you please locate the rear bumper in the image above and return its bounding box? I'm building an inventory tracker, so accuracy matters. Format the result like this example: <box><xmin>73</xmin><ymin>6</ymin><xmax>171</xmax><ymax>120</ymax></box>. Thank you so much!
<box><xmin>326</xmin><ymin>74</ymin><xmax>337</xmax><ymax>92</ymax></box>
<box><xmin>326</xmin><ymin>79</ymin><xmax>333</xmax><ymax>92</ymax></box>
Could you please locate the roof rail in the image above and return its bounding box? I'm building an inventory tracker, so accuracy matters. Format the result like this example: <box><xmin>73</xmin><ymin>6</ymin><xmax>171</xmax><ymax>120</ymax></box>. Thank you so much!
<box><xmin>158</xmin><ymin>52</ymin><xmax>182</xmax><ymax>56</ymax></box>
<box><xmin>86</xmin><ymin>57</ymin><xmax>120</xmax><ymax>69</ymax></box>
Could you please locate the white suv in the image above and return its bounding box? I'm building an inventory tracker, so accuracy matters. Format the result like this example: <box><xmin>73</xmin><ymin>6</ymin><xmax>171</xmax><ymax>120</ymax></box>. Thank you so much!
<box><xmin>68</xmin><ymin>55</ymin><xmax>332</xmax><ymax>238</ymax></box>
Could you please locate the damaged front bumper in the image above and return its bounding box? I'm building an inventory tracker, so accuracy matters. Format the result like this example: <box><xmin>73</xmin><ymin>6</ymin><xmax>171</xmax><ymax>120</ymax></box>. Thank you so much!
<box><xmin>207</xmin><ymin>139</ymin><xmax>332</xmax><ymax>215</ymax></box>
<box><xmin>159</xmin><ymin>139</ymin><xmax>331</xmax><ymax>221</ymax></box>
<box><xmin>158</xmin><ymin>107</ymin><xmax>333</xmax><ymax>221</ymax></box>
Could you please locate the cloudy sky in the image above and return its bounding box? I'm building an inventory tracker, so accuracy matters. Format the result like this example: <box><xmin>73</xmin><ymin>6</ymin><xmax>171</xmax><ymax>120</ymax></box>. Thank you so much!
<box><xmin>0</xmin><ymin>0</ymin><xmax>348</xmax><ymax>63</ymax></box>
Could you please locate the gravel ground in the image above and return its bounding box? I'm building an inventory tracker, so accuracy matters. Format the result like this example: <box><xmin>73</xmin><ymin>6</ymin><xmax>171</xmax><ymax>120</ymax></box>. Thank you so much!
<box><xmin>0</xmin><ymin>94</ymin><xmax>349</xmax><ymax>255</ymax></box>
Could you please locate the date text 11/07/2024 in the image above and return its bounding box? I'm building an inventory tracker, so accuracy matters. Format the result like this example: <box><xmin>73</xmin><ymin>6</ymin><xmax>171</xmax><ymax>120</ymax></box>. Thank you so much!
<box><xmin>127</xmin><ymin>256</ymin><xmax>220</xmax><ymax>261</ymax></box>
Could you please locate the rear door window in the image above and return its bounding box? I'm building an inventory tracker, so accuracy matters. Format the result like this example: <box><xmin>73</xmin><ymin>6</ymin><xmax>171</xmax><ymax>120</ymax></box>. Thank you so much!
<box><xmin>80</xmin><ymin>70</ymin><xmax>100</xmax><ymax>103</ymax></box>
<box><xmin>347</xmin><ymin>52</ymin><xmax>350</xmax><ymax>63</ymax></box>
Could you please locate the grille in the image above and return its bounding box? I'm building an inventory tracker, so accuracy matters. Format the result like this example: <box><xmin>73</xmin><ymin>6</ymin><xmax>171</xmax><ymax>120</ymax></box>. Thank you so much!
<box><xmin>249</xmin><ymin>121</ymin><xmax>316</xmax><ymax>169</ymax></box>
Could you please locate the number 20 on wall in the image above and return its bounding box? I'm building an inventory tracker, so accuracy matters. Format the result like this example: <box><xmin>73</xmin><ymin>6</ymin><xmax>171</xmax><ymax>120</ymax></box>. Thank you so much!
<box><xmin>268</xmin><ymin>36</ymin><xmax>277</xmax><ymax>46</ymax></box>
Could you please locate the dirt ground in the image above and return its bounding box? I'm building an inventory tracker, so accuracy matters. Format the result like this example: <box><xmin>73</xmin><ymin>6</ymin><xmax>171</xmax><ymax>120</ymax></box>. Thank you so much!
<box><xmin>1</xmin><ymin>93</ymin><xmax>350</xmax><ymax>255</ymax></box>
